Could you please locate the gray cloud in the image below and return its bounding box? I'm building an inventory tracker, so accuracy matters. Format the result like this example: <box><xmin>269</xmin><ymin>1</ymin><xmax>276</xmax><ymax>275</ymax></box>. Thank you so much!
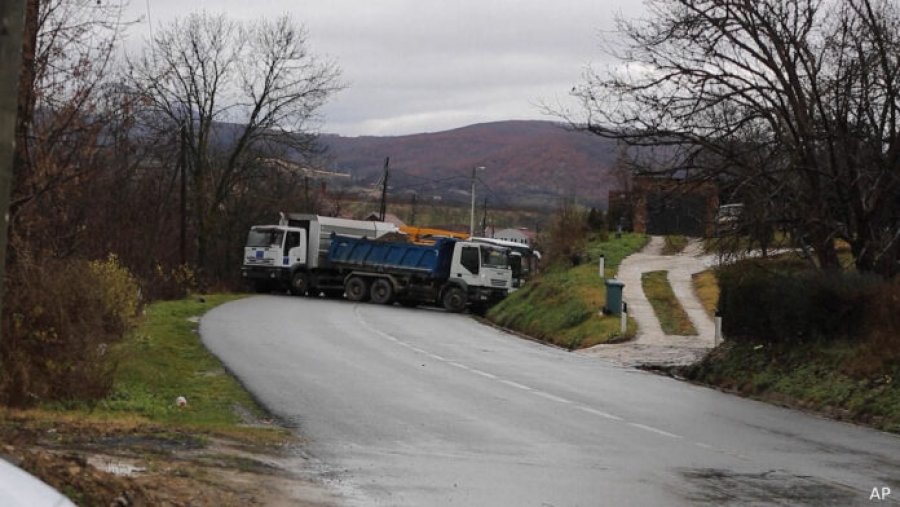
<box><xmin>125</xmin><ymin>0</ymin><xmax>644</xmax><ymax>135</ymax></box>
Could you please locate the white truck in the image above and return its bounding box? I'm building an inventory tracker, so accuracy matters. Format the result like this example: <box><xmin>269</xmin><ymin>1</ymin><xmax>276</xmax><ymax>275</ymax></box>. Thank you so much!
<box><xmin>241</xmin><ymin>213</ymin><xmax>513</xmax><ymax>312</ymax></box>
<box><xmin>241</xmin><ymin>213</ymin><xmax>399</xmax><ymax>295</ymax></box>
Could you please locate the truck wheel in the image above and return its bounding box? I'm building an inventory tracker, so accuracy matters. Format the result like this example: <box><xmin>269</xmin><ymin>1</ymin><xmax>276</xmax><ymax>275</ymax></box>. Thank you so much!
<box><xmin>345</xmin><ymin>277</ymin><xmax>369</xmax><ymax>302</ymax></box>
<box><xmin>290</xmin><ymin>272</ymin><xmax>309</xmax><ymax>296</ymax></box>
<box><xmin>370</xmin><ymin>278</ymin><xmax>395</xmax><ymax>305</ymax></box>
<box><xmin>442</xmin><ymin>286</ymin><xmax>467</xmax><ymax>313</ymax></box>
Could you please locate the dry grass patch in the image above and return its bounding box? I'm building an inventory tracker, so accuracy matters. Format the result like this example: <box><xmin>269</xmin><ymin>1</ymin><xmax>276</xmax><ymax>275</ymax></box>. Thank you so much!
<box><xmin>692</xmin><ymin>270</ymin><xmax>719</xmax><ymax>318</ymax></box>
<box><xmin>662</xmin><ymin>235</ymin><xmax>689</xmax><ymax>255</ymax></box>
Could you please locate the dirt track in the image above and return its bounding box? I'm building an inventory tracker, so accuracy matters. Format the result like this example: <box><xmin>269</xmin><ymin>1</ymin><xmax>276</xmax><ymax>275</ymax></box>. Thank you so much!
<box><xmin>578</xmin><ymin>236</ymin><xmax>718</xmax><ymax>367</ymax></box>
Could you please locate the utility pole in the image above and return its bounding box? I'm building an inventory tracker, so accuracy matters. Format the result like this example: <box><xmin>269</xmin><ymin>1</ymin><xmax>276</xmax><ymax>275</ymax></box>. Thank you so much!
<box><xmin>410</xmin><ymin>192</ymin><xmax>417</xmax><ymax>226</ymax></box>
<box><xmin>480</xmin><ymin>197</ymin><xmax>488</xmax><ymax>237</ymax></box>
<box><xmin>0</xmin><ymin>0</ymin><xmax>28</xmax><ymax>325</ymax></box>
<box><xmin>470</xmin><ymin>166</ymin><xmax>484</xmax><ymax>237</ymax></box>
<box><xmin>379</xmin><ymin>157</ymin><xmax>389</xmax><ymax>221</ymax></box>
<box><xmin>303</xmin><ymin>175</ymin><xmax>310</xmax><ymax>211</ymax></box>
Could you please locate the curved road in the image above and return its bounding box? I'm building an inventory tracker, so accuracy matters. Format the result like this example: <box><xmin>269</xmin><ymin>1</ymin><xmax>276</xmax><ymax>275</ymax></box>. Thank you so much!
<box><xmin>201</xmin><ymin>296</ymin><xmax>900</xmax><ymax>506</ymax></box>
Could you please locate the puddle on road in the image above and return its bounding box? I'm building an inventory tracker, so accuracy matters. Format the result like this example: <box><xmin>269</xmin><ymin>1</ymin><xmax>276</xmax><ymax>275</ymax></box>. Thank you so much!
<box><xmin>679</xmin><ymin>468</ymin><xmax>860</xmax><ymax>505</ymax></box>
<box><xmin>86</xmin><ymin>456</ymin><xmax>146</xmax><ymax>477</ymax></box>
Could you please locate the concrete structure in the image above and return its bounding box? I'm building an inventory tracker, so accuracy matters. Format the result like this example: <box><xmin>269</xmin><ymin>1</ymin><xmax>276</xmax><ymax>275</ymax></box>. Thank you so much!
<box><xmin>608</xmin><ymin>176</ymin><xmax>718</xmax><ymax>237</ymax></box>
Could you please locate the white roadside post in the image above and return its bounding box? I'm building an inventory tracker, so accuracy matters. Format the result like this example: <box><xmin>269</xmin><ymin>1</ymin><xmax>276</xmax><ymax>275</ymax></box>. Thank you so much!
<box><xmin>598</xmin><ymin>254</ymin><xmax>605</xmax><ymax>278</ymax></box>
<box><xmin>620</xmin><ymin>301</ymin><xmax>628</xmax><ymax>335</ymax></box>
<box><xmin>714</xmin><ymin>310</ymin><xmax>723</xmax><ymax>346</ymax></box>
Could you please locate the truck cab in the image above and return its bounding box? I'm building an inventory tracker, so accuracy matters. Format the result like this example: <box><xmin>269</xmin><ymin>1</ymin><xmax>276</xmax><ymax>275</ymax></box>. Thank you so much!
<box><xmin>241</xmin><ymin>225</ymin><xmax>306</xmax><ymax>292</ymax></box>
<box><xmin>452</xmin><ymin>242</ymin><xmax>511</xmax><ymax>292</ymax></box>
<box><xmin>444</xmin><ymin>242</ymin><xmax>512</xmax><ymax>312</ymax></box>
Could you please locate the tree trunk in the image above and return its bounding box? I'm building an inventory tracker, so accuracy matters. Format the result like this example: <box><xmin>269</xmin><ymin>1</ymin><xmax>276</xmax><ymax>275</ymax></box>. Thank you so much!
<box><xmin>813</xmin><ymin>235</ymin><xmax>840</xmax><ymax>271</ymax></box>
<box><xmin>2</xmin><ymin>0</ymin><xmax>29</xmax><ymax>325</ymax></box>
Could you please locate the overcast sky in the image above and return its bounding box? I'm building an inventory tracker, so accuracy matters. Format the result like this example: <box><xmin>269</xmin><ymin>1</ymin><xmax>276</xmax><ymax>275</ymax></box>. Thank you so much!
<box><xmin>123</xmin><ymin>1</ymin><xmax>645</xmax><ymax>137</ymax></box>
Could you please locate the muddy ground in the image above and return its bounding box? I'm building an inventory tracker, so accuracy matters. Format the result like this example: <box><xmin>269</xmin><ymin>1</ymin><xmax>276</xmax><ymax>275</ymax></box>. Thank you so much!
<box><xmin>0</xmin><ymin>411</ymin><xmax>340</xmax><ymax>506</ymax></box>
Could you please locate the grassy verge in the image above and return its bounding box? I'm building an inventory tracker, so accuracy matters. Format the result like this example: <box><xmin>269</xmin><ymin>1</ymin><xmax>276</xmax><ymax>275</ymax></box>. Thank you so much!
<box><xmin>691</xmin><ymin>270</ymin><xmax>719</xmax><ymax>318</ymax></box>
<box><xmin>641</xmin><ymin>271</ymin><xmax>697</xmax><ymax>335</ymax></box>
<box><xmin>0</xmin><ymin>294</ymin><xmax>309</xmax><ymax>506</ymax></box>
<box><xmin>683</xmin><ymin>340</ymin><xmax>900</xmax><ymax>433</ymax></box>
<box><xmin>661</xmin><ymin>235</ymin><xmax>689</xmax><ymax>255</ymax></box>
<box><xmin>486</xmin><ymin>233</ymin><xmax>647</xmax><ymax>349</ymax></box>
<box><xmin>99</xmin><ymin>294</ymin><xmax>281</xmax><ymax>438</ymax></box>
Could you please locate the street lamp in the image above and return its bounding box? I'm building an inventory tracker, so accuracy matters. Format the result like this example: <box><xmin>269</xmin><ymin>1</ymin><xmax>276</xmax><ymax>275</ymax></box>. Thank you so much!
<box><xmin>470</xmin><ymin>166</ymin><xmax>485</xmax><ymax>237</ymax></box>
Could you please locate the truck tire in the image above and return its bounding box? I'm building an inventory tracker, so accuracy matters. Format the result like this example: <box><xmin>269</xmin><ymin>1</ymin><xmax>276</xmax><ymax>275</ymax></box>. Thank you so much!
<box><xmin>345</xmin><ymin>276</ymin><xmax>369</xmax><ymax>302</ymax></box>
<box><xmin>370</xmin><ymin>278</ymin><xmax>395</xmax><ymax>305</ymax></box>
<box><xmin>442</xmin><ymin>286</ymin><xmax>467</xmax><ymax>313</ymax></box>
<box><xmin>290</xmin><ymin>272</ymin><xmax>309</xmax><ymax>296</ymax></box>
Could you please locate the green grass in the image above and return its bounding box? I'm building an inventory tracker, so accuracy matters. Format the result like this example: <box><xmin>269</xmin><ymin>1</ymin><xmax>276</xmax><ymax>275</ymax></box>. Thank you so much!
<box><xmin>95</xmin><ymin>294</ymin><xmax>283</xmax><ymax>437</ymax></box>
<box><xmin>684</xmin><ymin>340</ymin><xmax>900</xmax><ymax>433</ymax></box>
<box><xmin>661</xmin><ymin>235</ymin><xmax>689</xmax><ymax>255</ymax></box>
<box><xmin>487</xmin><ymin>233</ymin><xmax>647</xmax><ymax>349</ymax></box>
<box><xmin>641</xmin><ymin>271</ymin><xmax>697</xmax><ymax>335</ymax></box>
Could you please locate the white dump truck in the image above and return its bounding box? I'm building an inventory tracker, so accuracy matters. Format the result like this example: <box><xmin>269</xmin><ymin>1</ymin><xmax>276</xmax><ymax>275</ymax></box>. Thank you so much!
<box><xmin>241</xmin><ymin>213</ymin><xmax>512</xmax><ymax>312</ymax></box>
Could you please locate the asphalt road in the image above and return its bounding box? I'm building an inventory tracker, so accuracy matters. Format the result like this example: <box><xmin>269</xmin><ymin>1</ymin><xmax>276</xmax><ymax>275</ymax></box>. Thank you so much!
<box><xmin>201</xmin><ymin>296</ymin><xmax>900</xmax><ymax>506</ymax></box>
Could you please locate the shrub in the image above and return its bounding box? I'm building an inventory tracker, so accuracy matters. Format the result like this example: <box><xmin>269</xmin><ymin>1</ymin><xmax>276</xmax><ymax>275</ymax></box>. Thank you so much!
<box><xmin>143</xmin><ymin>263</ymin><xmax>199</xmax><ymax>300</ymax></box>
<box><xmin>89</xmin><ymin>255</ymin><xmax>142</xmax><ymax>335</ymax></box>
<box><xmin>0</xmin><ymin>256</ymin><xmax>142</xmax><ymax>406</ymax></box>
<box><xmin>539</xmin><ymin>201</ymin><xmax>590</xmax><ymax>267</ymax></box>
<box><xmin>717</xmin><ymin>260</ymin><xmax>883</xmax><ymax>343</ymax></box>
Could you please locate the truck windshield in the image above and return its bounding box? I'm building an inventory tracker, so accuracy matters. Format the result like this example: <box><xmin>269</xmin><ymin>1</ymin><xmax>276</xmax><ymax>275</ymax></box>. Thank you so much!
<box><xmin>247</xmin><ymin>229</ymin><xmax>284</xmax><ymax>248</ymax></box>
<box><xmin>480</xmin><ymin>246</ymin><xmax>509</xmax><ymax>269</ymax></box>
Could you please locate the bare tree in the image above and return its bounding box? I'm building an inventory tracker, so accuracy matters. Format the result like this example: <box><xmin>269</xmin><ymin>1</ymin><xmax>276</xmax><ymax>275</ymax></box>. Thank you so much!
<box><xmin>10</xmin><ymin>0</ymin><xmax>131</xmax><ymax>259</ymax></box>
<box><xmin>571</xmin><ymin>0</ymin><xmax>900</xmax><ymax>276</ymax></box>
<box><xmin>126</xmin><ymin>12</ymin><xmax>343</xmax><ymax>275</ymax></box>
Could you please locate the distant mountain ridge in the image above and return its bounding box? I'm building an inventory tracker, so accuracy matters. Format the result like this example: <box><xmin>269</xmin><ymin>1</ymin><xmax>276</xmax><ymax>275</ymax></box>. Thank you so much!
<box><xmin>319</xmin><ymin>120</ymin><xmax>618</xmax><ymax>208</ymax></box>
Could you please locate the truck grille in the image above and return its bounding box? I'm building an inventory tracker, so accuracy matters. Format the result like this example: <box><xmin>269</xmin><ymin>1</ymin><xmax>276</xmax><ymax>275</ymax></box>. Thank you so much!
<box><xmin>245</xmin><ymin>258</ymin><xmax>274</xmax><ymax>266</ymax></box>
<box><xmin>490</xmin><ymin>278</ymin><xmax>507</xmax><ymax>287</ymax></box>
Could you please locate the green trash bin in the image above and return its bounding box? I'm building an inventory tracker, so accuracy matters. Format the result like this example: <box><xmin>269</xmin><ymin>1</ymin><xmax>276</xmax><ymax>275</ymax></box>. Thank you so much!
<box><xmin>604</xmin><ymin>279</ymin><xmax>625</xmax><ymax>315</ymax></box>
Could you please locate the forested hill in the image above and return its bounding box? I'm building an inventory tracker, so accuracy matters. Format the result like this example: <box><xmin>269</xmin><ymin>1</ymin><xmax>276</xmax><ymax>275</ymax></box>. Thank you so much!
<box><xmin>319</xmin><ymin>120</ymin><xmax>619</xmax><ymax>208</ymax></box>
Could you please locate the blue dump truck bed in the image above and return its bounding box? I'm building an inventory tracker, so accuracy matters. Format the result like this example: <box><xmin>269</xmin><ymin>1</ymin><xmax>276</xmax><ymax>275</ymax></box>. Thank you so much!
<box><xmin>327</xmin><ymin>234</ymin><xmax>456</xmax><ymax>279</ymax></box>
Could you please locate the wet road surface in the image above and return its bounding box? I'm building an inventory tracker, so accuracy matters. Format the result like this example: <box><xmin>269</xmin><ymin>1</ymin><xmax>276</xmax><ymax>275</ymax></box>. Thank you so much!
<box><xmin>201</xmin><ymin>296</ymin><xmax>900</xmax><ymax>506</ymax></box>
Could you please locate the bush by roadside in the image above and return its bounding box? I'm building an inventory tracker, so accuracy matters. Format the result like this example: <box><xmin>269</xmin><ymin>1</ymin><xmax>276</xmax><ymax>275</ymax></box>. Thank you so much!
<box><xmin>683</xmin><ymin>263</ymin><xmax>900</xmax><ymax>433</ymax></box>
<box><xmin>717</xmin><ymin>259</ymin><xmax>885</xmax><ymax>343</ymax></box>
<box><xmin>0</xmin><ymin>255</ymin><xmax>142</xmax><ymax>407</ymax></box>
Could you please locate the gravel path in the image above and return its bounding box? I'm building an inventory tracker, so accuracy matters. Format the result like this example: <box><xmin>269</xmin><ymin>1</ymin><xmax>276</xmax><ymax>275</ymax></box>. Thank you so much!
<box><xmin>578</xmin><ymin>236</ymin><xmax>720</xmax><ymax>368</ymax></box>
